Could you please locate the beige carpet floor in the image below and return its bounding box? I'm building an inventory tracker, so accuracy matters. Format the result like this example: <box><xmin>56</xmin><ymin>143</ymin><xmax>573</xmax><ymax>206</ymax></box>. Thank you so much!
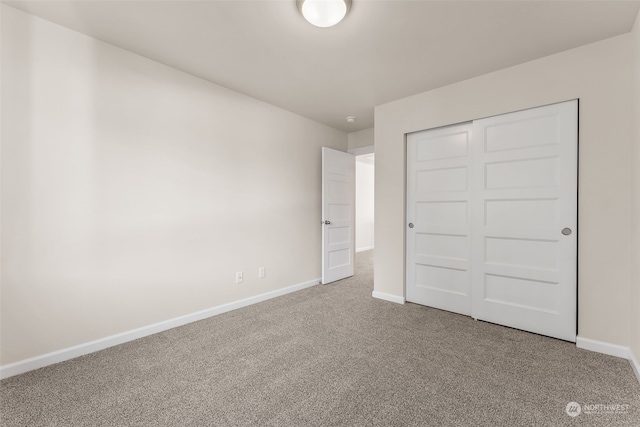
<box><xmin>1</xmin><ymin>250</ymin><xmax>639</xmax><ymax>426</ymax></box>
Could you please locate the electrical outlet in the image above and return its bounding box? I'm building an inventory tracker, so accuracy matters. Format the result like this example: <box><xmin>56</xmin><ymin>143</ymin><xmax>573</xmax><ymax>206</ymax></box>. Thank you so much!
<box><xmin>258</xmin><ymin>267</ymin><xmax>265</xmax><ymax>278</ymax></box>
<box><xmin>235</xmin><ymin>272</ymin><xmax>243</xmax><ymax>284</ymax></box>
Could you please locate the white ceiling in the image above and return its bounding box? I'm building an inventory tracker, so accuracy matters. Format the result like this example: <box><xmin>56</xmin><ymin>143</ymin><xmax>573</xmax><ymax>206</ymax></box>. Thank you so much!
<box><xmin>4</xmin><ymin>0</ymin><xmax>639</xmax><ymax>132</ymax></box>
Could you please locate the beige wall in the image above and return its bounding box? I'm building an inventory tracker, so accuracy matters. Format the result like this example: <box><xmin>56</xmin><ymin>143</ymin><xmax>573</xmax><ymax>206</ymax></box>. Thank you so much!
<box><xmin>375</xmin><ymin>33</ymin><xmax>634</xmax><ymax>347</ymax></box>
<box><xmin>631</xmin><ymin>10</ymin><xmax>640</xmax><ymax>365</ymax></box>
<box><xmin>0</xmin><ymin>6</ymin><xmax>346</xmax><ymax>365</ymax></box>
<box><xmin>348</xmin><ymin>128</ymin><xmax>374</xmax><ymax>151</ymax></box>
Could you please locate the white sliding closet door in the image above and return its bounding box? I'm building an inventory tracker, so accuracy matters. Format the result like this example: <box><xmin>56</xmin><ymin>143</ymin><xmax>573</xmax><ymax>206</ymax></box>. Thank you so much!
<box><xmin>406</xmin><ymin>123</ymin><xmax>473</xmax><ymax>316</ymax></box>
<box><xmin>406</xmin><ymin>100</ymin><xmax>577</xmax><ymax>342</ymax></box>
<box><xmin>471</xmin><ymin>101</ymin><xmax>577</xmax><ymax>342</ymax></box>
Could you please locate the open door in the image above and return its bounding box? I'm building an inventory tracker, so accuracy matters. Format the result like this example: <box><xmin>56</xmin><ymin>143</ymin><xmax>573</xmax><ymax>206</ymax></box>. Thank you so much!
<box><xmin>322</xmin><ymin>147</ymin><xmax>355</xmax><ymax>284</ymax></box>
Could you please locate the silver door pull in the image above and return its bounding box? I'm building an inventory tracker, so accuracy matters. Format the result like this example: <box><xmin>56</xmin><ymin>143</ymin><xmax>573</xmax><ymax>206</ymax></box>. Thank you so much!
<box><xmin>324</xmin><ymin>220</ymin><xmax>331</xmax><ymax>225</ymax></box>
<box><xmin>562</xmin><ymin>228</ymin><xmax>572</xmax><ymax>235</ymax></box>
<box><xmin>408</xmin><ymin>223</ymin><xmax>414</xmax><ymax>228</ymax></box>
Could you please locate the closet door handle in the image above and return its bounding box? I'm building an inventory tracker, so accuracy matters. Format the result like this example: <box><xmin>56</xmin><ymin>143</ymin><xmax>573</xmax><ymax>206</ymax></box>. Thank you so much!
<box><xmin>561</xmin><ymin>228</ymin><xmax>572</xmax><ymax>235</ymax></box>
<box><xmin>408</xmin><ymin>223</ymin><xmax>414</xmax><ymax>228</ymax></box>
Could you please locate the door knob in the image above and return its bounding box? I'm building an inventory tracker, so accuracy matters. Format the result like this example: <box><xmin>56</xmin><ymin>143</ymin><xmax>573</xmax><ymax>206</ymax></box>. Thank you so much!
<box><xmin>562</xmin><ymin>228</ymin><xmax>572</xmax><ymax>235</ymax></box>
<box><xmin>408</xmin><ymin>223</ymin><xmax>414</xmax><ymax>228</ymax></box>
<box><xmin>324</xmin><ymin>220</ymin><xmax>331</xmax><ymax>225</ymax></box>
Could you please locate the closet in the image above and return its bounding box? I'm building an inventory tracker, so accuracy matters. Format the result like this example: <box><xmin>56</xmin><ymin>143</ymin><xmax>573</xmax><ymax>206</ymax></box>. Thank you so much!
<box><xmin>406</xmin><ymin>100</ymin><xmax>578</xmax><ymax>342</ymax></box>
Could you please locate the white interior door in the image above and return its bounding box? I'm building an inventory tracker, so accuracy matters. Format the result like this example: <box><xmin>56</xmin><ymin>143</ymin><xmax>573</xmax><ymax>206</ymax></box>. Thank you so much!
<box><xmin>322</xmin><ymin>147</ymin><xmax>355</xmax><ymax>284</ymax></box>
<box><xmin>471</xmin><ymin>101</ymin><xmax>578</xmax><ymax>342</ymax></box>
<box><xmin>405</xmin><ymin>100</ymin><xmax>578</xmax><ymax>342</ymax></box>
<box><xmin>406</xmin><ymin>123</ymin><xmax>473</xmax><ymax>315</ymax></box>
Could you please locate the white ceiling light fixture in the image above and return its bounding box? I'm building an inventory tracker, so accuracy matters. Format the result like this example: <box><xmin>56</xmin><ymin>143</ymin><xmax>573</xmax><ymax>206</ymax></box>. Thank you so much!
<box><xmin>297</xmin><ymin>0</ymin><xmax>352</xmax><ymax>28</ymax></box>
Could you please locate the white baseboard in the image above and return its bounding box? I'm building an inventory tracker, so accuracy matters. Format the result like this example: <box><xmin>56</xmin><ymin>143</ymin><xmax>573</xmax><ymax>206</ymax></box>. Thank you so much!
<box><xmin>372</xmin><ymin>290</ymin><xmax>405</xmax><ymax>304</ymax></box>
<box><xmin>0</xmin><ymin>278</ymin><xmax>320</xmax><ymax>380</ymax></box>
<box><xmin>576</xmin><ymin>336</ymin><xmax>640</xmax><ymax>385</ymax></box>
<box><xmin>576</xmin><ymin>336</ymin><xmax>629</xmax><ymax>359</ymax></box>
<box><xmin>356</xmin><ymin>246</ymin><xmax>374</xmax><ymax>253</ymax></box>
<box><xmin>629</xmin><ymin>349</ymin><xmax>640</xmax><ymax>385</ymax></box>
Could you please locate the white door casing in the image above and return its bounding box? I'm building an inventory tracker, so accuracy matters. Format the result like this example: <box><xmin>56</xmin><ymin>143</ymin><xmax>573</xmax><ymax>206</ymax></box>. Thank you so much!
<box><xmin>471</xmin><ymin>100</ymin><xmax>578</xmax><ymax>342</ymax></box>
<box><xmin>405</xmin><ymin>100</ymin><xmax>578</xmax><ymax>342</ymax></box>
<box><xmin>322</xmin><ymin>147</ymin><xmax>355</xmax><ymax>284</ymax></box>
<box><xmin>406</xmin><ymin>123</ymin><xmax>473</xmax><ymax>315</ymax></box>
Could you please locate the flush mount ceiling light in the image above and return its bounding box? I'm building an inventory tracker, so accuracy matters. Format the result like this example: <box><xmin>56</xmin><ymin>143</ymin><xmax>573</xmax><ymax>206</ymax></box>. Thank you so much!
<box><xmin>297</xmin><ymin>0</ymin><xmax>352</xmax><ymax>28</ymax></box>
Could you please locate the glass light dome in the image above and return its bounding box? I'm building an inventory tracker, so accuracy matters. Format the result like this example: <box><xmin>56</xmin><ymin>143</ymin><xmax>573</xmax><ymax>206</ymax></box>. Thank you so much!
<box><xmin>298</xmin><ymin>0</ymin><xmax>351</xmax><ymax>28</ymax></box>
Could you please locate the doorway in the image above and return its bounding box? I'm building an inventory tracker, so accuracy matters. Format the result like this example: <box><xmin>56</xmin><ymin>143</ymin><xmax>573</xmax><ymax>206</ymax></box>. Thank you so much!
<box><xmin>356</xmin><ymin>153</ymin><xmax>374</xmax><ymax>252</ymax></box>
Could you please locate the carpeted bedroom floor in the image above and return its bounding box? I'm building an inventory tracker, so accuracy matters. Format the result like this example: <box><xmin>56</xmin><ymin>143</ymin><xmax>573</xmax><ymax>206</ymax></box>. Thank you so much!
<box><xmin>1</xmin><ymin>250</ymin><xmax>639</xmax><ymax>426</ymax></box>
